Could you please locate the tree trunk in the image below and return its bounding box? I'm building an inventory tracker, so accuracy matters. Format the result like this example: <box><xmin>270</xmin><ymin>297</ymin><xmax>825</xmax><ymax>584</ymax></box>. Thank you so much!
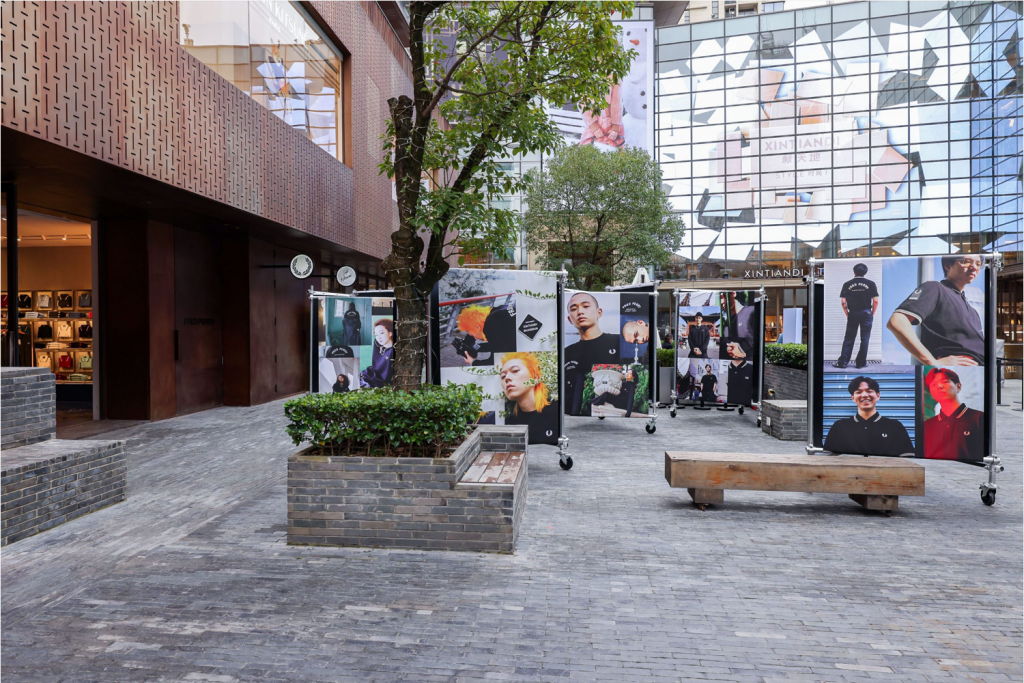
<box><xmin>392</xmin><ymin>282</ymin><xmax>428</xmax><ymax>391</ymax></box>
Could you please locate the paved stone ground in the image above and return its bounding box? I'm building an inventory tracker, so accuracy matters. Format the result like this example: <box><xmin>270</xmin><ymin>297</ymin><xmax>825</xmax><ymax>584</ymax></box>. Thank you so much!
<box><xmin>2</xmin><ymin>385</ymin><xmax>1021</xmax><ymax>682</ymax></box>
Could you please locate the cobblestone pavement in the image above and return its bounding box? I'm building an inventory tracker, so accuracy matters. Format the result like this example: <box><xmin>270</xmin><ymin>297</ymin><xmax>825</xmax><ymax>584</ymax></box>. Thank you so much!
<box><xmin>3</xmin><ymin>385</ymin><xmax>1021</xmax><ymax>682</ymax></box>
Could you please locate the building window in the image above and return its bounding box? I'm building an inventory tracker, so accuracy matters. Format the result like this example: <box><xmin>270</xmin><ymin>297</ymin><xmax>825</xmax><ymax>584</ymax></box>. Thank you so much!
<box><xmin>179</xmin><ymin>1</ymin><xmax>345</xmax><ymax>161</ymax></box>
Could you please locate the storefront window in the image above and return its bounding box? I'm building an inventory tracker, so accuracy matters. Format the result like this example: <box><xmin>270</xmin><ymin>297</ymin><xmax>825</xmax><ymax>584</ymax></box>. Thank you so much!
<box><xmin>180</xmin><ymin>1</ymin><xmax>344</xmax><ymax>160</ymax></box>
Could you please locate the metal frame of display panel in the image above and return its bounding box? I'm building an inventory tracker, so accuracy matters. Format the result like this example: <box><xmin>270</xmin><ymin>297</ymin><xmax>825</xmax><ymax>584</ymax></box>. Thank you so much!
<box><xmin>806</xmin><ymin>255</ymin><xmax>1005</xmax><ymax>505</ymax></box>
<box><xmin>668</xmin><ymin>287</ymin><xmax>765</xmax><ymax>420</ymax></box>
<box><xmin>597</xmin><ymin>282</ymin><xmax>660</xmax><ymax>434</ymax></box>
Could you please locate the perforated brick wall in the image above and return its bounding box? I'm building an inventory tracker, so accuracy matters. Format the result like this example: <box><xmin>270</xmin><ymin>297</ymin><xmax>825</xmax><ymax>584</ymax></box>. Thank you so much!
<box><xmin>1</xmin><ymin>1</ymin><xmax>411</xmax><ymax>259</ymax></box>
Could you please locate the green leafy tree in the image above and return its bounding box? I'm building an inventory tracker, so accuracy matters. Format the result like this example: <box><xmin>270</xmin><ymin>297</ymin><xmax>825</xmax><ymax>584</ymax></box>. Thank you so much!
<box><xmin>380</xmin><ymin>1</ymin><xmax>634</xmax><ymax>390</ymax></box>
<box><xmin>522</xmin><ymin>144</ymin><xmax>686</xmax><ymax>290</ymax></box>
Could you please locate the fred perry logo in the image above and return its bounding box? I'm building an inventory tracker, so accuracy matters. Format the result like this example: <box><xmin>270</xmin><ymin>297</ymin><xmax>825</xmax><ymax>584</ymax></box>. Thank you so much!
<box><xmin>882</xmin><ymin>433</ymin><xmax>888</xmax><ymax>438</ymax></box>
<box><xmin>609</xmin><ymin>349</ymin><xmax>617</xmax><ymax>355</ymax></box>
<box><xmin>908</xmin><ymin>288</ymin><xmax>923</xmax><ymax>301</ymax></box>
<box><xmin>545</xmin><ymin>430</ymin><xmax>553</xmax><ymax>437</ymax></box>
<box><xmin>964</xmin><ymin>431</ymin><xmax>970</xmax><ymax>436</ymax></box>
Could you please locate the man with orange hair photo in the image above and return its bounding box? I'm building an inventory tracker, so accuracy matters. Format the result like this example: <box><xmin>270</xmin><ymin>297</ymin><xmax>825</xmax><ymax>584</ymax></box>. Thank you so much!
<box><xmin>453</xmin><ymin>302</ymin><xmax>516</xmax><ymax>366</ymax></box>
<box><xmin>500</xmin><ymin>352</ymin><xmax>559</xmax><ymax>443</ymax></box>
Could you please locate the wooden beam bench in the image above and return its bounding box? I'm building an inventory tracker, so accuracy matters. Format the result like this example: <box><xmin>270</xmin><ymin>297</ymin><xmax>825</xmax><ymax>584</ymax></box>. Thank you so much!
<box><xmin>665</xmin><ymin>452</ymin><xmax>925</xmax><ymax>515</ymax></box>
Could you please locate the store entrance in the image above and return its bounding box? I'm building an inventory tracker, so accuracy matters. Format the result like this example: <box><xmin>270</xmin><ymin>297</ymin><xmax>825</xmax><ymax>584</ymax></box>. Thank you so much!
<box><xmin>2</xmin><ymin>204</ymin><xmax>96</xmax><ymax>428</ymax></box>
<box><xmin>174</xmin><ymin>227</ymin><xmax>223</xmax><ymax>415</ymax></box>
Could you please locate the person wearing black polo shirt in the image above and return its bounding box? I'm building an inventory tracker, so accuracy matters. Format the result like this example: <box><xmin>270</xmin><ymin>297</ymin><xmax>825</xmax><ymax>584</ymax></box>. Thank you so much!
<box><xmin>687</xmin><ymin>312</ymin><xmax>709</xmax><ymax>358</ymax></box>
<box><xmin>564</xmin><ymin>292</ymin><xmax>620</xmax><ymax>415</ymax></box>
<box><xmin>887</xmin><ymin>255</ymin><xmax>984</xmax><ymax>366</ymax></box>
<box><xmin>720</xmin><ymin>291</ymin><xmax>756</xmax><ymax>360</ymax></box>
<box><xmin>922</xmin><ymin>368</ymin><xmax>984</xmax><ymax>461</ymax></box>
<box><xmin>699</xmin><ymin>364</ymin><xmax>718</xmax><ymax>403</ymax></box>
<box><xmin>823</xmin><ymin>376</ymin><xmax>914</xmax><ymax>456</ymax></box>
<box><xmin>726</xmin><ymin>359</ymin><xmax>753</xmax><ymax>406</ymax></box>
<box><xmin>834</xmin><ymin>263</ymin><xmax>878</xmax><ymax>369</ymax></box>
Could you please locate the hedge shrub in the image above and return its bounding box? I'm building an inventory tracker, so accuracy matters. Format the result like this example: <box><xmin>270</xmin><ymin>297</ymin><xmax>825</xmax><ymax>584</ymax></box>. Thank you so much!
<box><xmin>284</xmin><ymin>384</ymin><xmax>483</xmax><ymax>458</ymax></box>
<box><xmin>765</xmin><ymin>343</ymin><xmax>807</xmax><ymax>369</ymax></box>
<box><xmin>656</xmin><ymin>347</ymin><xmax>675</xmax><ymax>368</ymax></box>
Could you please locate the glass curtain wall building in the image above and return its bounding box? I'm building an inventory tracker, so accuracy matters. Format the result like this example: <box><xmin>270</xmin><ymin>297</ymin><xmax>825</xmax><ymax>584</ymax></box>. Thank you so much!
<box><xmin>655</xmin><ymin>1</ymin><xmax>1022</xmax><ymax>283</ymax></box>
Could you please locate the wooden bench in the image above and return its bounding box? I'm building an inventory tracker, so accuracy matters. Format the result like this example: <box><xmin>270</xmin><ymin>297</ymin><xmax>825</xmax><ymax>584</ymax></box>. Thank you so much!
<box><xmin>459</xmin><ymin>451</ymin><xmax>525</xmax><ymax>486</ymax></box>
<box><xmin>665</xmin><ymin>451</ymin><xmax>925</xmax><ymax>515</ymax></box>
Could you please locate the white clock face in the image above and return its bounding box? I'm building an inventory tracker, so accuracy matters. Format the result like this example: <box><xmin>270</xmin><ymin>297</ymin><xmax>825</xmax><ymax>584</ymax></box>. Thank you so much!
<box><xmin>337</xmin><ymin>266</ymin><xmax>357</xmax><ymax>286</ymax></box>
<box><xmin>290</xmin><ymin>254</ymin><xmax>314</xmax><ymax>279</ymax></box>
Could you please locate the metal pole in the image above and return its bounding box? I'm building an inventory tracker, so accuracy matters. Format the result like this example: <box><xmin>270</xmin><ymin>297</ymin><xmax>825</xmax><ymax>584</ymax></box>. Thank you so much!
<box><xmin>985</xmin><ymin>254</ymin><xmax>1001</xmax><ymax>456</ymax></box>
<box><xmin>557</xmin><ymin>274</ymin><xmax>571</xmax><ymax>469</ymax></box>
<box><xmin>756</xmin><ymin>286</ymin><xmax>766</xmax><ymax>420</ymax></box>
<box><xmin>669</xmin><ymin>290</ymin><xmax>680</xmax><ymax>416</ymax></box>
<box><xmin>3</xmin><ymin>184</ymin><xmax>18</xmax><ymax>366</ymax></box>
<box><xmin>804</xmin><ymin>259</ymin><xmax>821</xmax><ymax>455</ymax></box>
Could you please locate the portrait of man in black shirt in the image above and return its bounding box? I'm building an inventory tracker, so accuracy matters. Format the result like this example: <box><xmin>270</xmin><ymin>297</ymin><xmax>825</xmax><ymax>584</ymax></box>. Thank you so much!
<box><xmin>720</xmin><ymin>291</ymin><xmax>756</xmax><ymax>360</ymax></box>
<box><xmin>834</xmin><ymin>263</ymin><xmax>879</xmax><ymax>369</ymax></box>
<box><xmin>726</xmin><ymin>359</ymin><xmax>753</xmax><ymax>406</ymax></box>
<box><xmin>687</xmin><ymin>312</ymin><xmax>710</xmax><ymax>358</ymax></box>
<box><xmin>699</xmin><ymin>364</ymin><xmax>718</xmax><ymax>404</ymax></box>
<box><xmin>823</xmin><ymin>375</ymin><xmax>914</xmax><ymax>457</ymax></box>
<box><xmin>564</xmin><ymin>292</ymin><xmax>620</xmax><ymax>415</ymax></box>
<box><xmin>887</xmin><ymin>256</ymin><xmax>985</xmax><ymax>366</ymax></box>
<box><xmin>922</xmin><ymin>368</ymin><xmax>984</xmax><ymax>461</ymax></box>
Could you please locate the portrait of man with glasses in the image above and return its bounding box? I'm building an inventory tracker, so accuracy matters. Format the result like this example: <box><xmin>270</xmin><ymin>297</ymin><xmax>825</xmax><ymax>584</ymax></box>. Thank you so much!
<box><xmin>886</xmin><ymin>256</ymin><xmax>985</xmax><ymax>366</ymax></box>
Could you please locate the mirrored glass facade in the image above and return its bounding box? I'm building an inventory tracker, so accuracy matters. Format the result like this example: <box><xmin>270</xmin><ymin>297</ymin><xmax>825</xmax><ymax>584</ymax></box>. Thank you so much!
<box><xmin>655</xmin><ymin>1</ymin><xmax>1023</xmax><ymax>279</ymax></box>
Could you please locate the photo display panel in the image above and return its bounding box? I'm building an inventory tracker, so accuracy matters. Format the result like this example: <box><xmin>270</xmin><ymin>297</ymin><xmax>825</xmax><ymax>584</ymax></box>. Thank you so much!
<box><xmin>819</xmin><ymin>255</ymin><xmax>989</xmax><ymax>462</ymax></box>
<box><xmin>563</xmin><ymin>289</ymin><xmax>655</xmax><ymax>420</ymax></box>
<box><xmin>675</xmin><ymin>290</ymin><xmax>763</xmax><ymax>408</ymax></box>
<box><xmin>313</xmin><ymin>295</ymin><xmax>396</xmax><ymax>394</ymax></box>
<box><xmin>436</xmin><ymin>269</ymin><xmax>561</xmax><ymax>446</ymax></box>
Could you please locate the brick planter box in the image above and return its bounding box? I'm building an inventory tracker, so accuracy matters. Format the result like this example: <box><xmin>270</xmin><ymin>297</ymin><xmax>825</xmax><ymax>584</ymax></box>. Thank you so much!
<box><xmin>2</xmin><ymin>439</ymin><xmax>127</xmax><ymax>546</ymax></box>
<box><xmin>762</xmin><ymin>363</ymin><xmax>807</xmax><ymax>401</ymax></box>
<box><xmin>287</xmin><ymin>425</ymin><xmax>528</xmax><ymax>553</ymax></box>
<box><xmin>761</xmin><ymin>400</ymin><xmax>808</xmax><ymax>441</ymax></box>
<box><xmin>1</xmin><ymin>367</ymin><xmax>57</xmax><ymax>450</ymax></box>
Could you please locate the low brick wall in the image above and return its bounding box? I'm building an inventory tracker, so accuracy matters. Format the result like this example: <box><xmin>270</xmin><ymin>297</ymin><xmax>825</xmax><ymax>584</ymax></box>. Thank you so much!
<box><xmin>761</xmin><ymin>400</ymin><xmax>807</xmax><ymax>441</ymax></box>
<box><xmin>1</xmin><ymin>367</ymin><xmax>57</xmax><ymax>450</ymax></box>
<box><xmin>762</xmin><ymin>364</ymin><xmax>807</xmax><ymax>401</ymax></box>
<box><xmin>288</xmin><ymin>425</ymin><xmax>529</xmax><ymax>553</ymax></box>
<box><xmin>1</xmin><ymin>439</ymin><xmax>127</xmax><ymax>546</ymax></box>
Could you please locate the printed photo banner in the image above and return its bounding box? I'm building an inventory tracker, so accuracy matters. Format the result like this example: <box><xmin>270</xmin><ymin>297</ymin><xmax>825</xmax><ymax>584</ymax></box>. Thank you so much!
<box><xmin>312</xmin><ymin>294</ymin><xmax>396</xmax><ymax>394</ymax></box>
<box><xmin>563</xmin><ymin>287</ymin><xmax>655</xmax><ymax>420</ymax></box>
<box><xmin>433</xmin><ymin>269</ymin><xmax>562</xmax><ymax>446</ymax></box>
<box><xmin>815</xmin><ymin>255</ymin><xmax>991</xmax><ymax>462</ymax></box>
<box><xmin>674</xmin><ymin>290</ymin><xmax>763</xmax><ymax>408</ymax></box>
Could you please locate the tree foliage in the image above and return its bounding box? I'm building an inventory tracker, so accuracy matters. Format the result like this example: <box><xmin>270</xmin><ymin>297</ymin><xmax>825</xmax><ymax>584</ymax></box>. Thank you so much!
<box><xmin>522</xmin><ymin>144</ymin><xmax>686</xmax><ymax>290</ymax></box>
<box><xmin>379</xmin><ymin>1</ymin><xmax>635</xmax><ymax>390</ymax></box>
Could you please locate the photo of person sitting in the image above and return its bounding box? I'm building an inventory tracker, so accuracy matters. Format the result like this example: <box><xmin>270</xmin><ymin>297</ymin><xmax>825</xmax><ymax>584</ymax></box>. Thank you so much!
<box><xmin>687</xmin><ymin>312</ymin><xmax>710</xmax><ymax>358</ymax></box>
<box><xmin>834</xmin><ymin>262</ymin><xmax>879</xmax><ymax>369</ymax></box>
<box><xmin>500</xmin><ymin>353</ymin><xmax>559</xmax><ymax>443</ymax></box>
<box><xmin>720</xmin><ymin>291</ymin><xmax>756</xmax><ymax>360</ymax></box>
<box><xmin>332</xmin><ymin>373</ymin><xmax>350</xmax><ymax>394</ymax></box>
<box><xmin>887</xmin><ymin>256</ymin><xmax>984</xmax><ymax>366</ymax></box>
<box><xmin>922</xmin><ymin>368</ymin><xmax>984</xmax><ymax>461</ymax></box>
<box><xmin>453</xmin><ymin>303</ymin><xmax>516</xmax><ymax>366</ymax></box>
<box><xmin>822</xmin><ymin>376</ymin><xmax>914</xmax><ymax>456</ymax></box>
<box><xmin>589</xmin><ymin>365</ymin><xmax>637</xmax><ymax>418</ymax></box>
<box><xmin>699</xmin><ymin>364</ymin><xmax>718</xmax><ymax>403</ymax></box>
<box><xmin>360</xmin><ymin>319</ymin><xmax>395</xmax><ymax>388</ymax></box>
<box><xmin>564</xmin><ymin>292</ymin><xmax>620</xmax><ymax>415</ymax></box>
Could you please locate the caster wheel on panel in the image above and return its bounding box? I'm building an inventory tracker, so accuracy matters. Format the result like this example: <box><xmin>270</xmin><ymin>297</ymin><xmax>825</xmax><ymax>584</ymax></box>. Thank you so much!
<box><xmin>559</xmin><ymin>457</ymin><xmax>573</xmax><ymax>470</ymax></box>
<box><xmin>981</xmin><ymin>489</ymin><xmax>996</xmax><ymax>506</ymax></box>
<box><xmin>738</xmin><ymin>406</ymin><xmax>745</xmax><ymax>415</ymax></box>
<box><xmin>670</xmin><ymin>410</ymin><xmax>676</xmax><ymax>418</ymax></box>
<box><xmin>645</xmin><ymin>423</ymin><xmax>656</xmax><ymax>434</ymax></box>
<box><xmin>598</xmin><ymin>415</ymin><xmax>605</xmax><ymax>420</ymax></box>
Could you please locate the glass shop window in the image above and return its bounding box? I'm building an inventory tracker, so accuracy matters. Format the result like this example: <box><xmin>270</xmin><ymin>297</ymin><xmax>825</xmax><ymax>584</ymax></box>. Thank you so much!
<box><xmin>180</xmin><ymin>0</ymin><xmax>345</xmax><ymax>161</ymax></box>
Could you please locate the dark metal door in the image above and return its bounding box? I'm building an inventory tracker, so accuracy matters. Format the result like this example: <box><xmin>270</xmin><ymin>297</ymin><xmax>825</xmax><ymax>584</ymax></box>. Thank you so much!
<box><xmin>175</xmin><ymin>227</ymin><xmax>223</xmax><ymax>414</ymax></box>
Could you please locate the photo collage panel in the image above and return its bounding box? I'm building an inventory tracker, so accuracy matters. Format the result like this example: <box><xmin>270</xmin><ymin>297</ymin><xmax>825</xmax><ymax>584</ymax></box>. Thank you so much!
<box><xmin>564</xmin><ymin>290</ymin><xmax>653</xmax><ymax>419</ymax></box>
<box><xmin>821</xmin><ymin>255</ymin><xmax>987</xmax><ymax>462</ymax></box>
<box><xmin>316</xmin><ymin>296</ymin><xmax>395</xmax><ymax>394</ymax></box>
<box><xmin>675</xmin><ymin>290</ymin><xmax>761</xmax><ymax>407</ymax></box>
<box><xmin>438</xmin><ymin>269</ymin><xmax>560</xmax><ymax>445</ymax></box>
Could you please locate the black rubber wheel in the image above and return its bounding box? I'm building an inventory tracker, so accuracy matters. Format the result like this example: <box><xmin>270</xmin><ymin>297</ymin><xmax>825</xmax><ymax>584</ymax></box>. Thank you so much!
<box><xmin>559</xmin><ymin>457</ymin><xmax>573</xmax><ymax>470</ymax></box>
<box><xmin>645</xmin><ymin>423</ymin><xmax>656</xmax><ymax>434</ymax></box>
<box><xmin>756</xmin><ymin>418</ymin><xmax>762</xmax><ymax>428</ymax></box>
<box><xmin>738</xmin><ymin>406</ymin><xmax>745</xmax><ymax>415</ymax></box>
<box><xmin>981</xmin><ymin>489</ymin><xmax>996</xmax><ymax>506</ymax></box>
<box><xmin>598</xmin><ymin>415</ymin><xmax>605</xmax><ymax>420</ymax></box>
<box><xmin>670</xmin><ymin>410</ymin><xmax>676</xmax><ymax>418</ymax></box>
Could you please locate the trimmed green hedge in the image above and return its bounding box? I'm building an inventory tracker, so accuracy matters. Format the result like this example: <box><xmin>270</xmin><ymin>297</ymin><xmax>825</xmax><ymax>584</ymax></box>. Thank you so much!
<box><xmin>656</xmin><ymin>347</ymin><xmax>675</xmax><ymax>368</ymax></box>
<box><xmin>765</xmin><ymin>343</ymin><xmax>807</xmax><ymax>369</ymax></box>
<box><xmin>284</xmin><ymin>384</ymin><xmax>483</xmax><ymax>458</ymax></box>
